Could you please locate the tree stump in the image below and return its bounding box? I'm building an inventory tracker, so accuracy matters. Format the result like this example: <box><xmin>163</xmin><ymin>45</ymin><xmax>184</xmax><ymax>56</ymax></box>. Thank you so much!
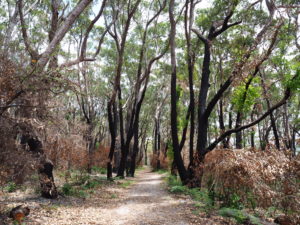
<box><xmin>9</xmin><ymin>205</ymin><xmax>30</xmax><ymax>224</ymax></box>
<box><xmin>38</xmin><ymin>158</ymin><xmax>58</xmax><ymax>199</ymax></box>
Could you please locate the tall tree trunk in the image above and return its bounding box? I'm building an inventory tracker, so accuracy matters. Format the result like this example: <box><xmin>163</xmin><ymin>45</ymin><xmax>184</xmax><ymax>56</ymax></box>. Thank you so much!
<box><xmin>196</xmin><ymin>41</ymin><xmax>211</xmax><ymax>159</ymax></box>
<box><xmin>235</xmin><ymin>112</ymin><xmax>243</xmax><ymax>149</ymax></box>
<box><xmin>250</xmin><ymin>107</ymin><xmax>256</xmax><ymax>148</ymax></box>
<box><xmin>107</xmin><ymin>102</ymin><xmax>117</xmax><ymax>180</ymax></box>
<box><xmin>169</xmin><ymin>0</ymin><xmax>189</xmax><ymax>184</ymax></box>
<box><xmin>184</xmin><ymin>0</ymin><xmax>196</xmax><ymax>169</ymax></box>
<box><xmin>260</xmin><ymin>72</ymin><xmax>280</xmax><ymax>149</ymax></box>
<box><xmin>129</xmin><ymin>118</ymin><xmax>139</xmax><ymax>177</ymax></box>
<box><xmin>144</xmin><ymin>139</ymin><xmax>148</xmax><ymax>165</ymax></box>
<box><xmin>219</xmin><ymin>99</ymin><xmax>229</xmax><ymax>148</ymax></box>
<box><xmin>283</xmin><ymin>102</ymin><xmax>291</xmax><ymax>149</ymax></box>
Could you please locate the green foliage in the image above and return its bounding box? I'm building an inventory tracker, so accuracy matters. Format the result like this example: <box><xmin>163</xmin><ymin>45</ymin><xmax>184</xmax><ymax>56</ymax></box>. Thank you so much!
<box><xmin>156</xmin><ymin>169</ymin><xmax>168</xmax><ymax>174</ymax></box>
<box><xmin>82</xmin><ymin>179</ymin><xmax>101</xmax><ymax>189</ymax></box>
<box><xmin>62</xmin><ymin>183</ymin><xmax>75</xmax><ymax>196</ymax></box>
<box><xmin>73</xmin><ymin>173</ymin><xmax>91</xmax><ymax>185</ymax></box>
<box><xmin>219</xmin><ymin>208</ymin><xmax>262</xmax><ymax>225</ymax></box>
<box><xmin>287</xmin><ymin>68</ymin><xmax>300</xmax><ymax>92</ymax></box>
<box><xmin>120</xmin><ymin>180</ymin><xmax>134</xmax><ymax>188</ymax></box>
<box><xmin>4</xmin><ymin>182</ymin><xmax>17</xmax><ymax>193</ymax></box>
<box><xmin>246</xmin><ymin>192</ymin><xmax>257</xmax><ymax>211</ymax></box>
<box><xmin>232</xmin><ymin>77</ymin><xmax>261</xmax><ymax>113</ymax></box>
<box><xmin>61</xmin><ymin>170</ymin><xmax>106</xmax><ymax>198</ymax></box>
<box><xmin>219</xmin><ymin>208</ymin><xmax>247</xmax><ymax>224</ymax></box>
<box><xmin>170</xmin><ymin>185</ymin><xmax>187</xmax><ymax>193</ymax></box>
<box><xmin>167</xmin><ymin>175</ymin><xmax>214</xmax><ymax>212</ymax></box>
<box><xmin>110</xmin><ymin>193</ymin><xmax>118</xmax><ymax>199</ymax></box>
<box><xmin>223</xmin><ymin>193</ymin><xmax>244</xmax><ymax>209</ymax></box>
<box><xmin>166</xmin><ymin>174</ymin><xmax>182</xmax><ymax>187</ymax></box>
<box><xmin>77</xmin><ymin>190</ymin><xmax>89</xmax><ymax>198</ymax></box>
<box><xmin>92</xmin><ymin>166</ymin><xmax>107</xmax><ymax>175</ymax></box>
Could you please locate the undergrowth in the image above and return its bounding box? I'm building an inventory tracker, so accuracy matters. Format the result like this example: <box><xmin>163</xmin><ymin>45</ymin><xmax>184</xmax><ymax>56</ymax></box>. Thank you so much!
<box><xmin>166</xmin><ymin>174</ymin><xmax>266</xmax><ymax>224</ymax></box>
<box><xmin>166</xmin><ymin>175</ymin><xmax>214</xmax><ymax>213</ymax></box>
<box><xmin>120</xmin><ymin>180</ymin><xmax>135</xmax><ymax>188</ymax></box>
<box><xmin>3</xmin><ymin>182</ymin><xmax>18</xmax><ymax>193</ymax></box>
<box><xmin>91</xmin><ymin>166</ymin><xmax>107</xmax><ymax>175</ymax></box>
<box><xmin>60</xmin><ymin>172</ymin><xmax>107</xmax><ymax>198</ymax></box>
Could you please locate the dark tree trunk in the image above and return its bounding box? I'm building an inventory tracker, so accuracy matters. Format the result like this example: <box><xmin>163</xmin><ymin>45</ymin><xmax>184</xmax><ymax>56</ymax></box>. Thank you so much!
<box><xmin>106</xmin><ymin>0</ymin><xmax>141</xmax><ymax>179</ymax></box>
<box><xmin>107</xmin><ymin>101</ymin><xmax>117</xmax><ymax>180</ymax></box>
<box><xmin>197</xmin><ymin>41</ymin><xmax>211</xmax><ymax>160</ymax></box>
<box><xmin>219</xmin><ymin>99</ymin><xmax>229</xmax><ymax>148</ymax></box>
<box><xmin>169</xmin><ymin>0</ymin><xmax>189</xmax><ymax>184</ymax></box>
<box><xmin>116</xmin><ymin>88</ymin><xmax>127</xmax><ymax>178</ymax></box>
<box><xmin>260</xmin><ymin>71</ymin><xmax>280</xmax><ymax>150</ymax></box>
<box><xmin>235</xmin><ymin>112</ymin><xmax>243</xmax><ymax>149</ymax></box>
<box><xmin>225</xmin><ymin>107</ymin><xmax>233</xmax><ymax>147</ymax></box>
<box><xmin>235</xmin><ymin>75</ymin><xmax>256</xmax><ymax>149</ymax></box>
<box><xmin>38</xmin><ymin>158</ymin><xmax>58</xmax><ymax>199</ymax></box>
<box><xmin>87</xmin><ymin>123</ymin><xmax>96</xmax><ymax>173</ymax></box>
<box><xmin>129</xmin><ymin>130</ymin><xmax>138</xmax><ymax>177</ymax></box>
<box><xmin>291</xmin><ymin>128</ymin><xmax>296</xmax><ymax>155</ymax></box>
<box><xmin>283</xmin><ymin>103</ymin><xmax>291</xmax><ymax>149</ymax></box>
<box><xmin>144</xmin><ymin>139</ymin><xmax>148</xmax><ymax>165</ymax></box>
<box><xmin>184</xmin><ymin>0</ymin><xmax>196</xmax><ymax>169</ymax></box>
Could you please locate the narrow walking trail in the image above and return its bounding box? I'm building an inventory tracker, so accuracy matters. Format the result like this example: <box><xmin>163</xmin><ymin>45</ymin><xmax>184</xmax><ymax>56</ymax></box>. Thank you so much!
<box><xmin>36</xmin><ymin>168</ymin><xmax>193</xmax><ymax>225</ymax></box>
<box><xmin>103</xmin><ymin>169</ymin><xmax>192</xmax><ymax>225</ymax></box>
<box><xmin>1</xmin><ymin>168</ymin><xmax>198</xmax><ymax>225</ymax></box>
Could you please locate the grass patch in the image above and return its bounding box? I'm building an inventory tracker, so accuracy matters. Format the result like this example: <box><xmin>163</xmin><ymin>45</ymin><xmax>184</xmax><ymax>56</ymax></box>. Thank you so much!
<box><xmin>42</xmin><ymin>204</ymin><xmax>60</xmax><ymax>211</ymax></box>
<box><xmin>120</xmin><ymin>180</ymin><xmax>134</xmax><ymax>188</ymax></box>
<box><xmin>92</xmin><ymin>166</ymin><xmax>107</xmax><ymax>175</ymax></box>
<box><xmin>61</xmin><ymin>183</ymin><xmax>90</xmax><ymax>198</ymax></box>
<box><xmin>218</xmin><ymin>208</ymin><xmax>263</xmax><ymax>225</ymax></box>
<box><xmin>60</xmin><ymin>173</ymin><xmax>106</xmax><ymax>198</ymax></box>
<box><xmin>4</xmin><ymin>182</ymin><xmax>18</xmax><ymax>193</ymax></box>
<box><xmin>156</xmin><ymin>169</ymin><xmax>168</xmax><ymax>174</ymax></box>
<box><xmin>166</xmin><ymin>174</ymin><xmax>214</xmax><ymax>213</ymax></box>
<box><xmin>136</xmin><ymin>166</ymin><xmax>145</xmax><ymax>171</ymax></box>
<box><xmin>110</xmin><ymin>193</ymin><xmax>118</xmax><ymax>199</ymax></box>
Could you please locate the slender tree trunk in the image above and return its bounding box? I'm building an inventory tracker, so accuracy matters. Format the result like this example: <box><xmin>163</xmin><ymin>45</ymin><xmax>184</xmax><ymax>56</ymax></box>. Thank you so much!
<box><xmin>129</xmin><ymin>119</ymin><xmax>139</xmax><ymax>177</ymax></box>
<box><xmin>260</xmin><ymin>72</ymin><xmax>280</xmax><ymax>149</ymax></box>
<box><xmin>250</xmin><ymin>106</ymin><xmax>256</xmax><ymax>148</ymax></box>
<box><xmin>283</xmin><ymin>102</ymin><xmax>291</xmax><ymax>149</ymax></box>
<box><xmin>169</xmin><ymin>0</ymin><xmax>189</xmax><ymax>184</ymax></box>
<box><xmin>107</xmin><ymin>102</ymin><xmax>117</xmax><ymax>180</ymax></box>
<box><xmin>197</xmin><ymin>41</ymin><xmax>211</xmax><ymax>160</ymax></box>
<box><xmin>219</xmin><ymin>99</ymin><xmax>229</xmax><ymax>148</ymax></box>
<box><xmin>144</xmin><ymin>139</ymin><xmax>149</xmax><ymax>165</ymax></box>
<box><xmin>184</xmin><ymin>0</ymin><xmax>196</xmax><ymax>169</ymax></box>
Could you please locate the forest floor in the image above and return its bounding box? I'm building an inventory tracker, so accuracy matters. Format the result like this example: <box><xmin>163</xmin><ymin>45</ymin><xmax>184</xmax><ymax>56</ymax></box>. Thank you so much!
<box><xmin>0</xmin><ymin>167</ymin><xmax>234</xmax><ymax>225</ymax></box>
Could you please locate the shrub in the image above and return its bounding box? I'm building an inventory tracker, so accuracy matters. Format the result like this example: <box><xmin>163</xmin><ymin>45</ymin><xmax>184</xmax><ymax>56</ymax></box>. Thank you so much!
<box><xmin>167</xmin><ymin>174</ymin><xmax>214</xmax><ymax>212</ymax></box>
<box><xmin>166</xmin><ymin>175</ymin><xmax>182</xmax><ymax>187</ymax></box>
<box><xmin>62</xmin><ymin>183</ymin><xmax>75</xmax><ymax>196</ymax></box>
<box><xmin>82</xmin><ymin>179</ymin><xmax>101</xmax><ymax>189</ymax></box>
<box><xmin>91</xmin><ymin>166</ymin><xmax>107</xmax><ymax>175</ymax></box>
<box><xmin>4</xmin><ymin>182</ymin><xmax>17</xmax><ymax>193</ymax></box>
<box><xmin>219</xmin><ymin>208</ymin><xmax>247</xmax><ymax>224</ymax></box>
<box><xmin>120</xmin><ymin>180</ymin><xmax>134</xmax><ymax>188</ymax></box>
<box><xmin>170</xmin><ymin>185</ymin><xmax>187</xmax><ymax>193</ymax></box>
<box><xmin>219</xmin><ymin>208</ymin><xmax>262</xmax><ymax>225</ymax></box>
<box><xmin>201</xmin><ymin>148</ymin><xmax>300</xmax><ymax>211</ymax></box>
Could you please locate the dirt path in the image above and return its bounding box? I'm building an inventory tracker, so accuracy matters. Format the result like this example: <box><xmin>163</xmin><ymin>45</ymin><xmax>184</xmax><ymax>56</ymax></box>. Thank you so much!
<box><xmin>103</xmin><ymin>169</ymin><xmax>192</xmax><ymax>225</ymax></box>
<box><xmin>1</xmin><ymin>168</ymin><xmax>197</xmax><ymax>225</ymax></box>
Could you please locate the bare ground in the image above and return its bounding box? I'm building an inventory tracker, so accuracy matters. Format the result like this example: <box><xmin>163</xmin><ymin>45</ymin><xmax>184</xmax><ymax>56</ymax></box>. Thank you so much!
<box><xmin>0</xmin><ymin>168</ymin><xmax>232</xmax><ymax>225</ymax></box>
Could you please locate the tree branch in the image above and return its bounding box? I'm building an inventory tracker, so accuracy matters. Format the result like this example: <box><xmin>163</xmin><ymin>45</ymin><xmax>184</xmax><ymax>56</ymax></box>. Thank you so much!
<box><xmin>207</xmin><ymin>86</ymin><xmax>293</xmax><ymax>151</ymax></box>
<box><xmin>18</xmin><ymin>0</ymin><xmax>40</xmax><ymax>60</ymax></box>
<box><xmin>37</xmin><ymin>0</ymin><xmax>93</xmax><ymax>69</ymax></box>
<box><xmin>80</xmin><ymin>0</ymin><xmax>107</xmax><ymax>60</ymax></box>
